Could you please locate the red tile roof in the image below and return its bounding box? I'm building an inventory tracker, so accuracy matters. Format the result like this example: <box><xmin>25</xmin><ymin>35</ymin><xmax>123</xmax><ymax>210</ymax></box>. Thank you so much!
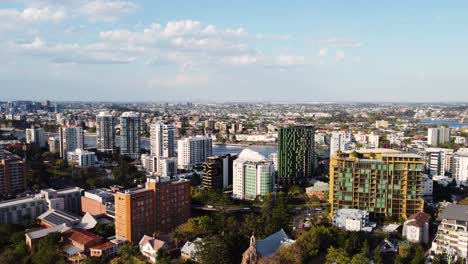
<box><xmin>64</xmin><ymin>229</ymin><xmax>103</xmax><ymax>245</ymax></box>
<box><xmin>407</xmin><ymin>212</ymin><xmax>430</xmax><ymax>228</ymax></box>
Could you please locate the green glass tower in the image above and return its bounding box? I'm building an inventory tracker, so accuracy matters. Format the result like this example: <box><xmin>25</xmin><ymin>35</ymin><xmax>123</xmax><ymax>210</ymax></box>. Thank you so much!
<box><xmin>277</xmin><ymin>126</ymin><xmax>315</xmax><ymax>186</ymax></box>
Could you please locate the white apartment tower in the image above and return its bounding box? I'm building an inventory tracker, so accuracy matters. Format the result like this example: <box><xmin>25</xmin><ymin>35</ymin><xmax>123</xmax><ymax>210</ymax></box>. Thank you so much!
<box><xmin>330</xmin><ymin>131</ymin><xmax>354</xmax><ymax>156</ymax></box>
<box><xmin>177</xmin><ymin>136</ymin><xmax>212</xmax><ymax>170</ymax></box>
<box><xmin>96</xmin><ymin>112</ymin><xmax>116</xmax><ymax>153</ymax></box>
<box><xmin>150</xmin><ymin>122</ymin><xmax>175</xmax><ymax>158</ymax></box>
<box><xmin>424</xmin><ymin>148</ymin><xmax>454</xmax><ymax>176</ymax></box>
<box><xmin>453</xmin><ymin>149</ymin><xmax>468</xmax><ymax>185</ymax></box>
<box><xmin>120</xmin><ymin>112</ymin><xmax>141</xmax><ymax>159</ymax></box>
<box><xmin>233</xmin><ymin>149</ymin><xmax>275</xmax><ymax>200</ymax></box>
<box><xmin>26</xmin><ymin>126</ymin><xmax>47</xmax><ymax>148</ymax></box>
<box><xmin>427</xmin><ymin>127</ymin><xmax>451</xmax><ymax>146</ymax></box>
<box><xmin>59</xmin><ymin>124</ymin><xmax>84</xmax><ymax>159</ymax></box>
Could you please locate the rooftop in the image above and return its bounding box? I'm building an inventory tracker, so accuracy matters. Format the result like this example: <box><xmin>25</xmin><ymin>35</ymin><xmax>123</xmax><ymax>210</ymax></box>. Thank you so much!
<box><xmin>256</xmin><ymin>229</ymin><xmax>295</xmax><ymax>257</ymax></box>
<box><xmin>38</xmin><ymin>209</ymin><xmax>81</xmax><ymax>226</ymax></box>
<box><xmin>439</xmin><ymin>204</ymin><xmax>468</xmax><ymax>222</ymax></box>
<box><xmin>236</xmin><ymin>148</ymin><xmax>268</xmax><ymax>162</ymax></box>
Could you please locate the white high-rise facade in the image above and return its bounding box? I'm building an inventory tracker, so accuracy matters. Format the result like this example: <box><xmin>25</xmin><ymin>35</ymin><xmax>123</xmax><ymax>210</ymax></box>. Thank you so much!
<box><xmin>453</xmin><ymin>149</ymin><xmax>468</xmax><ymax>185</ymax></box>
<box><xmin>424</xmin><ymin>148</ymin><xmax>454</xmax><ymax>176</ymax></box>
<box><xmin>59</xmin><ymin>125</ymin><xmax>84</xmax><ymax>159</ymax></box>
<box><xmin>330</xmin><ymin>131</ymin><xmax>354</xmax><ymax>156</ymax></box>
<box><xmin>120</xmin><ymin>112</ymin><xmax>141</xmax><ymax>159</ymax></box>
<box><xmin>177</xmin><ymin>136</ymin><xmax>212</xmax><ymax>169</ymax></box>
<box><xmin>26</xmin><ymin>127</ymin><xmax>46</xmax><ymax>148</ymax></box>
<box><xmin>96</xmin><ymin>112</ymin><xmax>115</xmax><ymax>153</ymax></box>
<box><xmin>427</xmin><ymin>127</ymin><xmax>451</xmax><ymax>146</ymax></box>
<box><xmin>150</xmin><ymin>122</ymin><xmax>175</xmax><ymax>158</ymax></box>
<box><xmin>233</xmin><ymin>149</ymin><xmax>275</xmax><ymax>200</ymax></box>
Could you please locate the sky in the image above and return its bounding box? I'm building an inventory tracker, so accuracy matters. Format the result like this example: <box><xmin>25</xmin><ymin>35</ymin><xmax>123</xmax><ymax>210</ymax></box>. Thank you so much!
<box><xmin>1</xmin><ymin>1</ymin><xmax>468</xmax><ymax>102</ymax></box>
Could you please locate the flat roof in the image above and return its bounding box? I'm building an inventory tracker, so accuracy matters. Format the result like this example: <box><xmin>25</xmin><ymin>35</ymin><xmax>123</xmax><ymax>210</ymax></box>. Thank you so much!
<box><xmin>440</xmin><ymin>204</ymin><xmax>468</xmax><ymax>222</ymax></box>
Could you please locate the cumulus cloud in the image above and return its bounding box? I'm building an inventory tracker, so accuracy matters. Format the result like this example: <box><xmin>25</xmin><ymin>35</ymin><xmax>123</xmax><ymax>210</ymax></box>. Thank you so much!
<box><xmin>0</xmin><ymin>7</ymin><xmax>65</xmax><ymax>31</ymax></box>
<box><xmin>256</xmin><ymin>34</ymin><xmax>291</xmax><ymax>40</ymax></box>
<box><xmin>79</xmin><ymin>0</ymin><xmax>139</xmax><ymax>22</ymax></box>
<box><xmin>319</xmin><ymin>38</ymin><xmax>363</xmax><ymax>48</ymax></box>
<box><xmin>318</xmin><ymin>48</ymin><xmax>328</xmax><ymax>57</ymax></box>
<box><xmin>335</xmin><ymin>50</ymin><xmax>345</xmax><ymax>61</ymax></box>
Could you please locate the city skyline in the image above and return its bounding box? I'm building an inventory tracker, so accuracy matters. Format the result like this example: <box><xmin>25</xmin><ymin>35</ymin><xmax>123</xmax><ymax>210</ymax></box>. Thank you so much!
<box><xmin>2</xmin><ymin>1</ymin><xmax>468</xmax><ymax>102</ymax></box>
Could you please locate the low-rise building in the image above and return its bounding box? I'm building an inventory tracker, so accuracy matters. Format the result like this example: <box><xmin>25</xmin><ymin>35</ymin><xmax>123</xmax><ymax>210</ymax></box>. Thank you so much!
<box><xmin>67</xmin><ymin>149</ymin><xmax>97</xmax><ymax>167</ymax></box>
<box><xmin>333</xmin><ymin>208</ymin><xmax>373</xmax><ymax>232</ymax></box>
<box><xmin>402</xmin><ymin>212</ymin><xmax>430</xmax><ymax>244</ymax></box>
<box><xmin>139</xmin><ymin>235</ymin><xmax>168</xmax><ymax>263</ymax></box>
<box><xmin>181</xmin><ymin>238</ymin><xmax>202</xmax><ymax>261</ymax></box>
<box><xmin>305</xmin><ymin>181</ymin><xmax>329</xmax><ymax>200</ymax></box>
<box><xmin>431</xmin><ymin>204</ymin><xmax>468</xmax><ymax>258</ymax></box>
<box><xmin>81</xmin><ymin>188</ymin><xmax>115</xmax><ymax>217</ymax></box>
<box><xmin>241</xmin><ymin>229</ymin><xmax>295</xmax><ymax>264</ymax></box>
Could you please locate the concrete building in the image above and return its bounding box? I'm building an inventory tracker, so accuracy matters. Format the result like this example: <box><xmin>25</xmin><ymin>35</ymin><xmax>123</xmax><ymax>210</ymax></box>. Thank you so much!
<box><xmin>177</xmin><ymin>136</ymin><xmax>212</xmax><ymax>170</ymax></box>
<box><xmin>202</xmin><ymin>154</ymin><xmax>237</xmax><ymax>191</ymax></box>
<box><xmin>428</xmin><ymin>127</ymin><xmax>451</xmax><ymax>146</ymax></box>
<box><xmin>453</xmin><ymin>150</ymin><xmax>468</xmax><ymax>185</ymax></box>
<box><xmin>333</xmin><ymin>208</ymin><xmax>372</xmax><ymax>232</ymax></box>
<box><xmin>120</xmin><ymin>112</ymin><xmax>141</xmax><ymax>159</ymax></box>
<box><xmin>48</xmin><ymin>137</ymin><xmax>60</xmax><ymax>153</ymax></box>
<box><xmin>329</xmin><ymin>149</ymin><xmax>425</xmax><ymax>219</ymax></box>
<box><xmin>96</xmin><ymin>112</ymin><xmax>116</xmax><ymax>153</ymax></box>
<box><xmin>141</xmin><ymin>155</ymin><xmax>177</xmax><ymax>177</ymax></box>
<box><xmin>0</xmin><ymin>187</ymin><xmax>82</xmax><ymax>225</ymax></box>
<box><xmin>233</xmin><ymin>149</ymin><xmax>275</xmax><ymax>200</ymax></box>
<box><xmin>59</xmin><ymin>124</ymin><xmax>84</xmax><ymax>159</ymax></box>
<box><xmin>423</xmin><ymin>148</ymin><xmax>454</xmax><ymax>176</ymax></box>
<box><xmin>81</xmin><ymin>188</ymin><xmax>115</xmax><ymax>217</ymax></box>
<box><xmin>330</xmin><ymin>130</ymin><xmax>354</xmax><ymax>156</ymax></box>
<box><xmin>432</xmin><ymin>204</ymin><xmax>468</xmax><ymax>258</ymax></box>
<box><xmin>421</xmin><ymin>175</ymin><xmax>433</xmax><ymax>196</ymax></box>
<box><xmin>150</xmin><ymin>122</ymin><xmax>175</xmax><ymax>158</ymax></box>
<box><xmin>0</xmin><ymin>148</ymin><xmax>26</xmax><ymax>195</ymax></box>
<box><xmin>375</xmin><ymin>120</ymin><xmax>390</xmax><ymax>129</ymax></box>
<box><xmin>455</xmin><ymin>136</ymin><xmax>467</xmax><ymax>146</ymax></box>
<box><xmin>115</xmin><ymin>177</ymin><xmax>191</xmax><ymax>242</ymax></box>
<box><xmin>26</xmin><ymin>126</ymin><xmax>46</xmax><ymax>148</ymax></box>
<box><xmin>277</xmin><ymin>126</ymin><xmax>315</xmax><ymax>186</ymax></box>
<box><xmin>403</xmin><ymin>212</ymin><xmax>430</xmax><ymax>244</ymax></box>
<box><xmin>67</xmin><ymin>148</ymin><xmax>97</xmax><ymax>167</ymax></box>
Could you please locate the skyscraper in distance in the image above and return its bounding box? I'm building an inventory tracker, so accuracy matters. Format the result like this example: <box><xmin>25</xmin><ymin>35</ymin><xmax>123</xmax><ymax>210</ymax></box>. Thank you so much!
<box><xmin>120</xmin><ymin>112</ymin><xmax>141</xmax><ymax>159</ymax></box>
<box><xmin>96</xmin><ymin>112</ymin><xmax>116</xmax><ymax>153</ymax></box>
<box><xmin>59</xmin><ymin>124</ymin><xmax>84</xmax><ymax>159</ymax></box>
<box><xmin>277</xmin><ymin>126</ymin><xmax>315</xmax><ymax>186</ymax></box>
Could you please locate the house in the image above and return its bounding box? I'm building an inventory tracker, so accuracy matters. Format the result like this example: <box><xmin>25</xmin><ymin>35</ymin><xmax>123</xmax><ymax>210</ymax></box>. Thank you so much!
<box><xmin>241</xmin><ymin>229</ymin><xmax>295</xmax><ymax>264</ymax></box>
<box><xmin>139</xmin><ymin>235</ymin><xmax>168</xmax><ymax>263</ymax></box>
<box><xmin>181</xmin><ymin>237</ymin><xmax>202</xmax><ymax>261</ymax></box>
<box><xmin>305</xmin><ymin>181</ymin><xmax>329</xmax><ymax>200</ymax></box>
<box><xmin>63</xmin><ymin>228</ymin><xmax>104</xmax><ymax>252</ymax></box>
<box><xmin>90</xmin><ymin>240</ymin><xmax>120</xmax><ymax>258</ymax></box>
<box><xmin>402</xmin><ymin>212</ymin><xmax>430</xmax><ymax>244</ymax></box>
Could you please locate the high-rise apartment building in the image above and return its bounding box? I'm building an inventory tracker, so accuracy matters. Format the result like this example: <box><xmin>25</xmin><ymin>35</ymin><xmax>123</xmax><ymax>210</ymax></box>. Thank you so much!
<box><xmin>59</xmin><ymin>124</ymin><xmax>84</xmax><ymax>159</ymax></box>
<box><xmin>329</xmin><ymin>149</ymin><xmax>425</xmax><ymax>219</ymax></box>
<box><xmin>120</xmin><ymin>112</ymin><xmax>141</xmax><ymax>159</ymax></box>
<box><xmin>202</xmin><ymin>154</ymin><xmax>238</xmax><ymax>191</ymax></box>
<box><xmin>453</xmin><ymin>149</ymin><xmax>468</xmax><ymax>185</ymax></box>
<box><xmin>277</xmin><ymin>126</ymin><xmax>315</xmax><ymax>185</ymax></box>
<box><xmin>177</xmin><ymin>136</ymin><xmax>212</xmax><ymax>170</ymax></box>
<box><xmin>96</xmin><ymin>112</ymin><xmax>116</xmax><ymax>153</ymax></box>
<box><xmin>427</xmin><ymin>127</ymin><xmax>451</xmax><ymax>146</ymax></box>
<box><xmin>0</xmin><ymin>148</ymin><xmax>26</xmax><ymax>195</ymax></box>
<box><xmin>233</xmin><ymin>149</ymin><xmax>275</xmax><ymax>200</ymax></box>
<box><xmin>115</xmin><ymin>177</ymin><xmax>191</xmax><ymax>242</ymax></box>
<box><xmin>150</xmin><ymin>122</ymin><xmax>175</xmax><ymax>158</ymax></box>
<box><xmin>26</xmin><ymin>126</ymin><xmax>46</xmax><ymax>148</ymax></box>
<box><xmin>330</xmin><ymin>131</ymin><xmax>354</xmax><ymax>156</ymax></box>
<box><xmin>48</xmin><ymin>137</ymin><xmax>60</xmax><ymax>153</ymax></box>
<box><xmin>423</xmin><ymin>148</ymin><xmax>454</xmax><ymax>176</ymax></box>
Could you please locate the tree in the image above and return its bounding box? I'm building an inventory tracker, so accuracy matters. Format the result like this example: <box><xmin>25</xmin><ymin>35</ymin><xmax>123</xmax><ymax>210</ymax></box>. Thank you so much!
<box><xmin>373</xmin><ymin>247</ymin><xmax>383</xmax><ymax>264</ymax></box>
<box><xmin>33</xmin><ymin>232</ymin><xmax>65</xmax><ymax>264</ymax></box>
<box><xmin>361</xmin><ymin>240</ymin><xmax>370</xmax><ymax>258</ymax></box>
<box><xmin>270</xmin><ymin>244</ymin><xmax>303</xmax><ymax>264</ymax></box>
<box><xmin>296</xmin><ymin>226</ymin><xmax>333</xmax><ymax>260</ymax></box>
<box><xmin>325</xmin><ymin>247</ymin><xmax>350</xmax><ymax>264</ymax></box>
<box><xmin>156</xmin><ymin>249</ymin><xmax>171</xmax><ymax>264</ymax></box>
<box><xmin>351</xmin><ymin>253</ymin><xmax>369</xmax><ymax>264</ymax></box>
<box><xmin>410</xmin><ymin>245</ymin><xmax>426</xmax><ymax>264</ymax></box>
<box><xmin>112</xmin><ymin>242</ymin><xmax>144</xmax><ymax>264</ymax></box>
<box><xmin>432</xmin><ymin>254</ymin><xmax>448</xmax><ymax>264</ymax></box>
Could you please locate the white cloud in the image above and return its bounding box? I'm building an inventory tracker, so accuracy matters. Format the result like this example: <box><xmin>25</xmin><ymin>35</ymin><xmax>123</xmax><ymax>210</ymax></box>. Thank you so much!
<box><xmin>275</xmin><ymin>55</ymin><xmax>306</xmax><ymax>66</ymax></box>
<box><xmin>319</xmin><ymin>38</ymin><xmax>363</xmax><ymax>48</ymax></box>
<box><xmin>79</xmin><ymin>0</ymin><xmax>138</xmax><ymax>22</ymax></box>
<box><xmin>223</xmin><ymin>55</ymin><xmax>257</xmax><ymax>65</ymax></box>
<box><xmin>335</xmin><ymin>50</ymin><xmax>345</xmax><ymax>61</ymax></box>
<box><xmin>318</xmin><ymin>48</ymin><xmax>328</xmax><ymax>57</ymax></box>
<box><xmin>256</xmin><ymin>34</ymin><xmax>290</xmax><ymax>40</ymax></box>
<box><xmin>0</xmin><ymin>7</ymin><xmax>65</xmax><ymax>31</ymax></box>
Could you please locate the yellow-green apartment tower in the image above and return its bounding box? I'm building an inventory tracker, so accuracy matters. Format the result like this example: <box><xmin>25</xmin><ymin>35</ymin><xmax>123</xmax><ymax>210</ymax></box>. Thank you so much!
<box><xmin>329</xmin><ymin>149</ymin><xmax>424</xmax><ymax>219</ymax></box>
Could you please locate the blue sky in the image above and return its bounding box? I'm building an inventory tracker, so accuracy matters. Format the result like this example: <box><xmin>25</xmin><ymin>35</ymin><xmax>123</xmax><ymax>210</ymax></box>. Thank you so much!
<box><xmin>1</xmin><ymin>1</ymin><xmax>468</xmax><ymax>102</ymax></box>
